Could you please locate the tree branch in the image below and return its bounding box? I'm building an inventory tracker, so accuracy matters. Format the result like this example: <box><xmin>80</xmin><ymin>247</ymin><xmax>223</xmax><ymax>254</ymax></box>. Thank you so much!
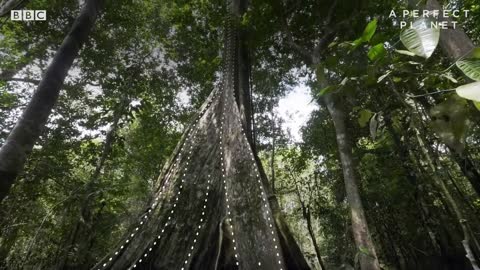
<box><xmin>4</xmin><ymin>77</ymin><xmax>40</xmax><ymax>84</ymax></box>
<box><xmin>324</xmin><ymin>0</ymin><xmax>338</xmax><ymax>27</ymax></box>
<box><xmin>312</xmin><ymin>18</ymin><xmax>350</xmax><ymax>60</ymax></box>
<box><xmin>278</xmin><ymin>1</ymin><xmax>313</xmax><ymax>64</ymax></box>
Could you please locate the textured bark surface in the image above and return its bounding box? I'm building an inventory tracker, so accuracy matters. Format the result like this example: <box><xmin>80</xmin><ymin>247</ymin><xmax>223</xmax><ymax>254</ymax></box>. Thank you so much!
<box><xmin>92</xmin><ymin>1</ymin><xmax>310</xmax><ymax>269</ymax></box>
<box><xmin>0</xmin><ymin>0</ymin><xmax>23</xmax><ymax>17</ymax></box>
<box><xmin>324</xmin><ymin>94</ymin><xmax>380</xmax><ymax>270</ymax></box>
<box><xmin>0</xmin><ymin>0</ymin><xmax>103</xmax><ymax>203</ymax></box>
<box><xmin>92</xmin><ymin>78</ymin><xmax>289</xmax><ymax>270</ymax></box>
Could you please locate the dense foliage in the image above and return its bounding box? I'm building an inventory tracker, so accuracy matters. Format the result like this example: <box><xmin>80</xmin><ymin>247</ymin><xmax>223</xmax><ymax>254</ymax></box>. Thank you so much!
<box><xmin>1</xmin><ymin>0</ymin><xmax>480</xmax><ymax>269</ymax></box>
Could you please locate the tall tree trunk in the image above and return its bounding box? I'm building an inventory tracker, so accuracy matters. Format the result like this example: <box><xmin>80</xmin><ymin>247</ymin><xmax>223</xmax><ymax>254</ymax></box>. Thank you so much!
<box><xmin>324</xmin><ymin>94</ymin><xmax>380</xmax><ymax>270</ymax></box>
<box><xmin>92</xmin><ymin>0</ymin><xmax>310</xmax><ymax>269</ymax></box>
<box><xmin>233</xmin><ymin>0</ymin><xmax>253</xmax><ymax>145</ymax></box>
<box><xmin>230</xmin><ymin>1</ymin><xmax>310</xmax><ymax>268</ymax></box>
<box><xmin>0</xmin><ymin>0</ymin><xmax>103</xmax><ymax>203</ymax></box>
<box><xmin>92</xmin><ymin>56</ymin><xmax>291</xmax><ymax>270</ymax></box>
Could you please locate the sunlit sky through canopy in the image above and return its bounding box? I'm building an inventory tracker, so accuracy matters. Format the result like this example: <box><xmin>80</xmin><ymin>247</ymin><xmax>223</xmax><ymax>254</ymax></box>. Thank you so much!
<box><xmin>277</xmin><ymin>84</ymin><xmax>318</xmax><ymax>142</ymax></box>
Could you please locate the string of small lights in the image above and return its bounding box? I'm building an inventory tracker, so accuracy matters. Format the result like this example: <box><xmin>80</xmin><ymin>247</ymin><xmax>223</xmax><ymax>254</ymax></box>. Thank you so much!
<box><xmin>96</xmin><ymin>88</ymin><xmax>220</xmax><ymax>270</ymax></box>
<box><xmin>128</xmin><ymin>89</ymin><xmax>222</xmax><ymax>269</ymax></box>
<box><xmin>180</xmin><ymin>175</ymin><xmax>212</xmax><ymax>270</ymax></box>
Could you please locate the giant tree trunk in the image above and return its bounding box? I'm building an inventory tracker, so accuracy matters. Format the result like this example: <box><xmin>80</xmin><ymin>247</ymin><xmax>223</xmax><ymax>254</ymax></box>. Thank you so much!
<box><xmin>225</xmin><ymin>1</ymin><xmax>309</xmax><ymax>268</ymax></box>
<box><xmin>91</xmin><ymin>64</ymin><xmax>290</xmax><ymax>270</ymax></box>
<box><xmin>324</xmin><ymin>94</ymin><xmax>380</xmax><ymax>270</ymax></box>
<box><xmin>232</xmin><ymin>0</ymin><xmax>254</xmax><ymax>145</ymax></box>
<box><xmin>0</xmin><ymin>0</ymin><xmax>103</xmax><ymax>203</ymax></box>
<box><xmin>92</xmin><ymin>0</ymin><xmax>310</xmax><ymax>269</ymax></box>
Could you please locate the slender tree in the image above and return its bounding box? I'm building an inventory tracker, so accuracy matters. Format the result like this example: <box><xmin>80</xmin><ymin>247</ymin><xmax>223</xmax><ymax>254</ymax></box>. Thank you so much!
<box><xmin>277</xmin><ymin>1</ymin><xmax>381</xmax><ymax>268</ymax></box>
<box><xmin>0</xmin><ymin>0</ymin><xmax>103</xmax><ymax>203</ymax></box>
<box><xmin>324</xmin><ymin>94</ymin><xmax>381</xmax><ymax>270</ymax></box>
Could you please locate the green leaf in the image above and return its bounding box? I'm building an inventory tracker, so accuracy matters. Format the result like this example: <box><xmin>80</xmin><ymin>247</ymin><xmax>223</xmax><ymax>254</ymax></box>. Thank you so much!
<box><xmin>317</xmin><ymin>85</ymin><xmax>337</xmax><ymax>97</ymax></box>
<box><xmin>325</xmin><ymin>55</ymin><xmax>339</xmax><ymax>69</ymax></box>
<box><xmin>377</xmin><ymin>70</ymin><xmax>392</xmax><ymax>83</ymax></box>
<box><xmin>400</xmin><ymin>18</ymin><xmax>439</xmax><ymax>58</ymax></box>
<box><xmin>361</xmin><ymin>19</ymin><xmax>377</xmax><ymax>43</ymax></box>
<box><xmin>359</xmin><ymin>246</ymin><xmax>371</xmax><ymax>256</ymax></box>
<box><xmin>368</xmin><ymin>43</ymin><xmax>386</xmax><ymax>61</ymax></box>
<box><xmin>393</xmin><ymin>77</ymin><xmax>402</xmax><ymax>83</ymax></box>
<box><xmin>327</xmin><ymin>41</ymin><xmax>338</xmax><ymax>48</ymax></box>
<box><xmin>441</xmin><ymin>73</ymin><xmax>458</xmax><ymax>83</ymax></box>
<box><xmin>241</xmin><ymin>14</ymin><xmax>250</xmax><ymax>26</ymax></box>
<box><xmin>468</xmin><ymin>47</ymin><xmax>480</xmax><ymax>59</ymax></box>
<box><xmin>456</xmin><ymin>60</ymin><xmax>480</xmax><ymax>81</ymax></box>
<box><xmin>395</xmin><ymin>49</ymin><xmax>416</xmax><ymax>56</ymax></box>
<box><xmin>352</xmin><ymin>38</ymin><xmax>363</xmax><ymax>48</ymax></box>
<box><xmin>351</xmin><ymin>19</ymin><xmax>378</xmax><ymax>49</ymax></box>
<box><xmin>315</xmin><ymin>64</ymin><xmax>326</xmax><ymax>82</ymax></box>
<box><xmin>358</xmin><ymin>109</ymin><xmax>373</xmax><ymax>128</ymax></box>
<box><xmin>456</xmin><ymin>82</ymin><xmax>480</xmax><ymax>101</ymax></box>
<box><xmin>474</xmin><ymin>101</ymin><xmax>480</xmax><ymax>111</ymax></box>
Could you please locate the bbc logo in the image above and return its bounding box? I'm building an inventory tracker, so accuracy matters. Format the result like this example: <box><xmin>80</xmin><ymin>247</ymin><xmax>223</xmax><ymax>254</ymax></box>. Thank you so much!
<box><xmin>11</xmin><ymin>10</ymin><xmax>47</xmax><ymax>21</ymax></box>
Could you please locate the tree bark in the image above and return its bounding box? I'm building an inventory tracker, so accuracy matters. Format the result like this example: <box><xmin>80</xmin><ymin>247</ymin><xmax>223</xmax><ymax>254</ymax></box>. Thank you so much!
<box><xmin>92</xmin><ymin>0</ymin><xmax>310</xmax><ymax>269</ymax></box>
<box><xmin>0</xmin><ymin>0</ymin><xmax>103</xmax><ymax>203</ymax></box>
<box><xmin>324</xmin><ymin>94</ymin><xmax>381</xmax><ymax>270</ymax></box>
<box><xmin>92</xmin><ymin>68</ymin><xmax>291</xmax><ymax>270</ymax></box>
<box><xmin>232</xmin><ymin>0</ymin><xmax>254</xmax><ymax>145</ymax></box>
<box><xmin>0</xmin><ymin>0</ymin><xmax>24</xmax><ymax>17</ymax></box>
<box><xmin>229</xmin><ymin>1</ymin><xmax>310</xmax><ymax>268</ymax></box>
